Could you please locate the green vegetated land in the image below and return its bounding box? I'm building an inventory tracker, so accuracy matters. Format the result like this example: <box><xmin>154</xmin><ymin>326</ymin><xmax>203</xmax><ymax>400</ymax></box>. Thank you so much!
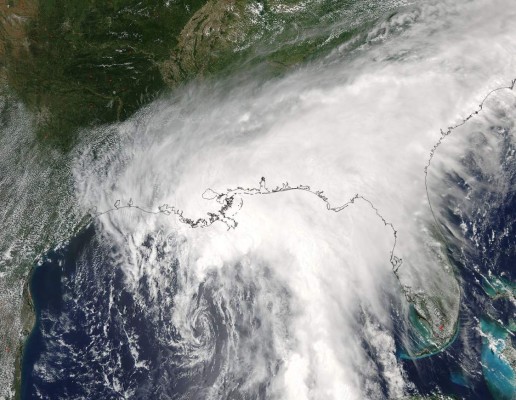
<box><xmin>1</xmin><ymin>0</ymin><xmax>371</xmax><ymax>150</ymax></box>
<box><xmin>2</xmin><ymin>0</ymin><xmax>209</xmax><ymax>149</ymax></box>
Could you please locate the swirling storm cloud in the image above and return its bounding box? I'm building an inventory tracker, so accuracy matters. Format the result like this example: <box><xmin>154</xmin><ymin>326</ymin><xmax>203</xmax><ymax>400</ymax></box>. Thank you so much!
<box><xmin>18</xmin><ymin>0</ymin><xmax>516</xmax><ymax>398</ymax></box>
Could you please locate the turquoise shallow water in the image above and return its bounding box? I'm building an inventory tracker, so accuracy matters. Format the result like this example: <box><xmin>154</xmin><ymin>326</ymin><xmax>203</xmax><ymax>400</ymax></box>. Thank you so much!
<box><xmin>450</xmin><ymin>371</ymin><xmax>472</xmax><ymax>389</ymax></box>
<box><xmin>482</xmin><ymin>276</ymin><xmax>516</xmax><ymax>300</ymax></box>
<box><xmin>14</xmin><ymin>1</ymin><xmax>516</xmax><ymax>398</ymax></box>
<box><xmin>480</xmin><ymin>319</ymin><xmax>516</xmax><ymax>400</ymax></box>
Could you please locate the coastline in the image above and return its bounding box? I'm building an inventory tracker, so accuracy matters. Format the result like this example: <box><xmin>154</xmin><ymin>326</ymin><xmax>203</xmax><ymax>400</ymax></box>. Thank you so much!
<box><xmin>12</xmin><ymin>268</ymin><xmax>35</xmax><ymax>400</ymax></box>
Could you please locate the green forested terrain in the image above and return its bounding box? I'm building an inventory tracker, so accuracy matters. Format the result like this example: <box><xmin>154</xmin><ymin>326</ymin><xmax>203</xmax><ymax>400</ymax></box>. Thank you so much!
<box><xmin>1</xmin><ymin>0</ymin><xmax>371</xmax><ymax>149</ymax></box>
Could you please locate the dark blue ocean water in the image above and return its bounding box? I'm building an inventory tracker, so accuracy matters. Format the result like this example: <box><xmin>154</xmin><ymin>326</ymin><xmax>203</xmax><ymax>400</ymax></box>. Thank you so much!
<box><xmin>398</xmin><ymin>127</ymin><xmax>516</xmax><ymax>399</ymax></box>
<box><xmin>21</xmin><ymin>132</ymin><xmax>516</xmax><ymax>399</ymax></box>
<box><xmin>21</xmin><ymin>226</ymin><xmax>186</xmax><ymax>399</ymax></box>
<box><xmin>21</xmin><ymin>185</ymin><xmax>515</xmax><ymax>399</ymax></box>
<box><xmin>20</xmin><ymin>225</ymin><xmax>258</xmax><ymax>399</ymax></box>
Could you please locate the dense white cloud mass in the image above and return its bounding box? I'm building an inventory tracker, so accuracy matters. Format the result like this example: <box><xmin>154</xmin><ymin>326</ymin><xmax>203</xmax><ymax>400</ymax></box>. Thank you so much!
<box><xmin>73</xmin><ymin>0</ymin><xmax>516</xmax><ymax>398</ymax></box>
